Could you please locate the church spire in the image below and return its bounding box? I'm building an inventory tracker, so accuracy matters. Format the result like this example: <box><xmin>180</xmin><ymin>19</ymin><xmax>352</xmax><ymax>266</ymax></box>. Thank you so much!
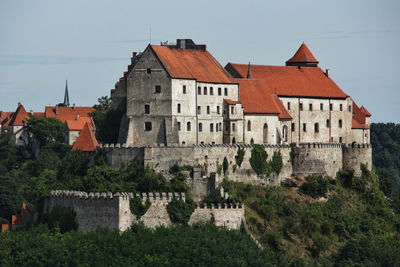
<box><xmin>246</xmin><ymin>62</ymin><xmax>252</xmax><ymax>79</ymax></box>
<box><xmin>63</xmin><ymin>80</ymin><xmax>70</xmax><ymax>106</ymax></box>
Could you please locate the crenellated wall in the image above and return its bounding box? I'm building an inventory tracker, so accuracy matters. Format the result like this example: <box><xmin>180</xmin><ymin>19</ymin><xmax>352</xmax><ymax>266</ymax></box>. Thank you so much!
<box><xmin>44</xmin><ymin>190</ymin><xmax>244</xmax><ymax>232</ymax></box>
<box><xmin>342</xmin><ymin>143</ymin><xmax>372</xmax><ymax>176</ymax></box>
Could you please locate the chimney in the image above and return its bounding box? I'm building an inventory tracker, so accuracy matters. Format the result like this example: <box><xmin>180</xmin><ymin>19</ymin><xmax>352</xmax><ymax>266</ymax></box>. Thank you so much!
<box><xmin>325</xmin><ymin>69</ymin><xmax>330</xmax><ymax>77</ymax></box>
<box><xmin>55</xmin><ymin>105</ymin><xmax>59</xmax><ymax>115</ymax></box>
<box><xmin>73</xmin><ymin>103</ymin><xmax>76</xmax><ymax>110</ymax></box>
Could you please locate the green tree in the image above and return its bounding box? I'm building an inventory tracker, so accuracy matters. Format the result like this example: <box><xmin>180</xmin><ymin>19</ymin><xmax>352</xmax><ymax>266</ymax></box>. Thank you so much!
<box><xmin>166</xmin><ymin>198</ymin><xmax>195</xmax><ymax>225</ymax></box>
<box><xmin>235</xmin><ymin>147</ymin><xmax>245</xmax><ymax>168</ymax></box>
<box><xmin>249</xmin><ymin>144</ymin><xmax>269</xmax><ymax>176</ymax></box>
<box><xmin>223</xmin><ymin>157</ymin><xmax>229</xmax><ymax>176</ymax></box>
<box><xmin>25</xmin><ymin>116</ymin><xmax>65</xmax><ymax>147</ymax></box>
<box><xmin>270</xmin><ymin>150</ymin><xmax>283</xmax><ymax>175</ymax></box>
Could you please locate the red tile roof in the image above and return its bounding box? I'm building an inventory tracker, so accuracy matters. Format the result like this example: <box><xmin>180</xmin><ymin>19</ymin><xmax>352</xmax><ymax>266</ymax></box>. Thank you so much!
<box><xmin>223</xmin><ymin>99</ymin><xmax>240</xmax><ymax>105</ymax></box>
<box><xmin>226</xmin><ymin>63</ymin><xmax>348</xmax><ymax>99</ymax></box>
<box><xmin>360</xmin><ymin>106</ymin><xmax>371</xmax><ymax>117</ymax></box>
<box><xmin>352</xmin><ymin>102</ymin><xmax>370</xmax><ymax>129</ymax></box>
<box><xmin>7</xmin><ymin>104</ymin><xmax>30</xmax><ymax>126</ymax></box>
<box><xmin>72</xmin><ymin>122</ymin><xmax>98</xmax><ymax>152</ymax></box>
<box><xmin>235</xmin><ymin>79</ymin><xmax>291</xmax><ymax>119</ymax></box>
<box><xmin>66</xmin><ymin>117</ymin><xmax>94</xmax><ymax>131</ymax></box>
<box><xmin>0</xmin><ymin>112</ymin><xmax>13</xmax><ymax>126</ymax></box>
<box><xmin>45</xmin><ymin>106</ymin><xmax>95</xmax><ymax>123</ymax></box>
<box><xmin>151</xmin><ymin>45</ymin><xmax>235</xmax><ymax>84</ymax></box>
<box><xmin>286</xmin><ymin>43</ymin><xmax>318</xmax><ymax>64</ymax></box>
<box><xmin>33</xmin><ymin>112</ymin><xmax>45</xmax><ymax>118</ymax></box>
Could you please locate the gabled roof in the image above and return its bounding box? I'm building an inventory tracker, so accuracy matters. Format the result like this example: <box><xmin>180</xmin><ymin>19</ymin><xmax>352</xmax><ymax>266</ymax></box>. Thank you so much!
<box><xmin>150</xmin><ymin>45</ymin><xmax>235</xmax><ymax>84</ymax></box>
<box><xmin>352</xmin><ymin>102</ymin><xmax>370</xmax><ymax>129</ymax></box>
<box><xmin>286</xmin><ymin>43</ymin><xmax>319</xmax><ymax>64</ymax></box>
<box><xmin>0</xmin><ymin>112</ymin><xmax>13</xmax><ymax>126</ymax></box>
<box><xmin>66</xmin><ymin>117</ymin><xmax>94</xmax><ymax>131</ymax></box>
<box><xmin>360</xmin><ymin>106</ymin><xmax>371</xmax><ymax>117</ymax></box>
<box><xmin>72</xmin><ymin>123</ymin><xmax>98</xmax><ymax>152</ymax></box>
<box><xmin>235</xmin><ymin>79</ymin><xmax>291</xmax><ymax>119</ymax></box>
<box><xmin>7</xmin><ymin>104</ymin><xmax>30</xmax><ymax>126</ymax></box>
<box><xmin>226</xmin><ymin>63</ymin><xmax>348</xmax><ymax>99</ymax></box>
<box><xmin>45</xmin><ymin>106</ymin><xmax>95</xmax><ymax>123</ymax></box>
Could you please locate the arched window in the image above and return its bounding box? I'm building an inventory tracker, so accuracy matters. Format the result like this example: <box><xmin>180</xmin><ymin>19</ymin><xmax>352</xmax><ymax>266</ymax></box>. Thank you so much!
<box><xmin>263</xmin><ymin>124</ymin><xmax>268</xmax><ymax>143</ymax></box>
<box><xmin>247</xmin><ymin>120</ymin><xmax>251</xmax><ymax>131</ymax></box>
<box><xmin>282</xmin><ymin>125</ymin><xmax>288</xmax><ymax>142</ymax></box>
<box><xmin>187</xmin><ymin>122</ymin><xmax>191</xmax><ymax>131</ymax></box>
<box><xmin>210</xmin><ymin>123</ymin><xmax>214</xmax><ymax>132</ymax></box>
<box><xmin>232</xmin><ymin>137</ymin><xmax>236</xmax><ymax>144</ymax></box>
<box><xmin>177</xmin><ymin>103</ymin><xmax>181</xmax><ymax>113</ymax></box>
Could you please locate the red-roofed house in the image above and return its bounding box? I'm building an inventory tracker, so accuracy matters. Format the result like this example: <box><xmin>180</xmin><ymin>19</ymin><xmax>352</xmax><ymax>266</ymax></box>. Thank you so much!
<box><xmin>65</xmin><ymin>116</ymin><xmax>95</xmax><ymax>145</ymax></box>
<box><xmin>116</xmin><ymin>39</ymin><xmax>371</xmax><ymax>146</ymax></box>
<box><xmin>2</xmin><ymin>103</ymin><xmax>31</xmax><ymax>146</ymax></box>
<box><xmin>72</xmin><ymin>122</ymin><xmax>98</xmax><ymax>152</ymax></box>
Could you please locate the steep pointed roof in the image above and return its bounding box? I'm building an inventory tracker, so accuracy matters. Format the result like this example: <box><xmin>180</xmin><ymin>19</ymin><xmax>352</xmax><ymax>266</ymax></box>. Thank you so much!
<box><xmin>63</xmin><ymin>80</ymin><xmax>70</xmax><ymax>106</ymax></box>
<box><xmin>7</xmin><ymin>104</ymin><xmax>30</xmax><ymax>127</ymax></box>
<box><xmin>246</xmin><ymin>62</ymin><xmax>252</xmax><ymax>78</ymax></box>
<box><xmin>72</xmin><ymin>122</ymin><xmax>98</xmax><ymax>152</ymax></box>
<box><xmin>360</xmin><ymin>106</ymin><xmax>371</xmax><ymax>117</ymax></box>
<box><xmin>286</xmin><ymin>43</ymin><xmax>319</xmax><ymax>65</ymax></box>
<box><xmin>352</xmin><ymin>102</ymin><xmax>370</xmax><ymax>129</ymax></box>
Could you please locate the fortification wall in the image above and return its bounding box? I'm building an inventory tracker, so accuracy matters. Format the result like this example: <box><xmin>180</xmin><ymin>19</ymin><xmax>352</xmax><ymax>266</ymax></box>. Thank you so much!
<box><xmin>292</xmin><ymin>143</ymin><xmax>343</xmax><ymax>178</ymax></box>
<box><xmin>343</xmin><ymin>143</ymin><xmax>372</xmax><ymax>176</ymax></box>
<box><xmin>189</xmin><ymin>203</ymin><xmax>244</xmax><ymax>229</ymax></box>
<box><xmin>104</xmin><ymin>144</ymin><xmax>144</xmax><ymax>168</ymax></box>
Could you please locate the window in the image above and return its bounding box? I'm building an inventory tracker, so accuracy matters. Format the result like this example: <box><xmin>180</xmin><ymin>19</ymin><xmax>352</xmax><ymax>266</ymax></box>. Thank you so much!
<box><xmin>339</xmin><ymin>137</ymin><xmax>343</xmax><ymax>143</ymax></box>
<box><xmin>314</xmin><ymin>123</ymin><xmax>319</xmax><ymax>133</ymax></box>
<box><xmin>187</xmin><ymin>122</ymin><xmax>191</xmax><ymax>131</ymax></box>
<box><xmin>207</xmin><ymin>106</ymin><xmax>210</xmax><ymax>114</ymax></box>
<box><xmin>155</xmin><ymin>85</ymin><xmax>161</xmax><ymax>93</ymax></box>
<box><xmin>340</xmin><ymin>104</ymin><xmax>343</xmax><ymax>111</ymax></box>
<box><xmin>144</xmin><ymin>104</ymin><xmax>150</xmax><ymax>114</ymax></box>
<box><xmin>210</xmin><ymin>123</ymin><xmax>214</xmax><ymax>132</ymax></box>
<box><xmin>326</xmin><ymin>119</ymin><xmax>330</xmax><ymax>127</ymax></box>
<box><xmin>224</xmin><ymin>88</ymin><xmax>228</xmax><ymax>96</ymax></box>
<box><xmin>232</xmin><ymin>123</ymin><xmax>236</xmax><ymax>131</ymax></box>
<box><xmin>177</xmin><ymin>104</ymin><xmax>181</xmax><ymax>113</ymax></box>
<box><xmin>287</xmin><ymin>102</ymin><xmax>291</xmax><ymax>110</ymax></box>
<box><xmin>339</xmin><ymin>119</ymin><xmax>342</xmax><ymax>128</ymax></box>
<box><xmin>197</xmin><ymin>106</ymin><xmax>201</xmax><ymax>114</ymax></box>
<box><xmin>348</xmin><ymin>105</ymin><xmax>352</xmax><ymax>112</ymax></box>
<box><xmin>216</xmin><ymin>123</ymin><xmax>218</xmax><ymax>132</ymax></box>
<box><xmin>198</xmin><ymin>86</ymin><xmax>201</xmax><ymax>95</ymax></box>
<box><xmin>291</xmin><ymin>123</ymin><xmax>295</xmax><ymax>132</ymax></box>
<box><xmin>147</xmin><ymin>68</ymin><xmax>151</xmax><ymax>74</ymax></box>
<box><xmin>144</xmin><ymin>122</ymin><xmax>152</xmax><ymax>131</ymax></box>
<box><xmin>225</xmin><ymin>125</ymin><xmax>229</xmax><ymax>131</ymax></box>
<box><xmin>217</xmin><ymin>106</ymin><xmax>220</xmax><ymax>114</ymax></box>
<box><xmin>204</xmin><ymin>87</ymin><xmax>207</xmax><ymax>95</ymax></box>
<box><xmin>210</xmin><ymin>87</ymin><xmax>214</xmax><ymax>95</ymax></box>
<box><xmin>183</xmin><ymin>85</ymin><xmax>186</xmax><ymax>94</ymax></box>
<box><xmin>218</xmin><ymin>88</ymin><xmax>221</xmax><ymax>95</ymax></box>
<box><xmin>177</xmin><ymin>122</ymin><xmax>181</xmax><ymax>131</ymax></box>
<box><xmin>320</xmin><ymin>103</ymin><xmax>323</xmax><ymax>110</ymax></box>
<box><xmin>231</xmin><ymin>106</ymin><xmax>234</xmax><ymax>114</ymax></box>
<box><xmin>247</xmin><ymin>120</ymin><xmax>251</xmax><ymax>131</ymax></box>
<box><xmin>199</xmin><ymin>123</ymin><xmax>202</xmax><ymax>132</ymax></box>
<box><xmin>299</xmin><ymin>103</ymin><xmax>303</xmax><ymax>111</ymax></box>
<box><xmin>331</xmin><ymin>137</ymin><xmax>334</xmax><ymax>142</ymax></box>
<box><xmin>330</xmin><ymin>103</ymin><xmax>333</xmax><ymax>111</ymax></box>
<box><xmin>303</xmin><ymin>123</ymin><xmax>306</xmax><ymax>132</ymax></box>
<box><xmin>309</xmin><ymin>103</ymin><xmax>313</xmax><ymax>111</ymax></box>
<box><xmin>219</xmin><ymin>123</ymin><xmax>222</xmax><ymax>132</ymax></box>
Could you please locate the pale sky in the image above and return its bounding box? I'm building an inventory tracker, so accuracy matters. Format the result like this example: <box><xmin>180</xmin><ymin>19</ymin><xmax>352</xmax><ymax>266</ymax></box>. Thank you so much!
<box><xmin>0</xmin><ymin>0</ymin><xmax>399</xmax><ymax>122</ymax></box>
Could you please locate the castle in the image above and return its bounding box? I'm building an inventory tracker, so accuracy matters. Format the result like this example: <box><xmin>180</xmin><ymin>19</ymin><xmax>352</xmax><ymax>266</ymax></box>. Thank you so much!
<box><xmin>111</xmin><ymin>39</ymin><xmax>371</xmax><ymax>147</ymax></box>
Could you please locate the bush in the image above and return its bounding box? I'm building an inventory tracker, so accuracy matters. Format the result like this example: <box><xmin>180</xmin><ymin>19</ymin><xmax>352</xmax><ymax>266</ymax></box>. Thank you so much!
<box><xmin>166</xmin><ymin>198</ymin><xmax>195</xmax><ymax>225</ymax></box>
<box><xmin>310</xmin><ymin>232</ymin><xmax>330</xmax><ymax>257</ymax></box>
<box><xmin>270</xmin><ymin>151</ymin><xmax>283</xmax><ymax>175</ymax></box>
<box><xmin>250</xmin><ymin>144</ymin><xmax>269</xmax><ymax>176</ymax></box>
<box><xmin>235</xmin><ymin>148</ymin><xmax>245</xmax><ymax>168</ymax></box>
<box><xmin>45</xmin><ymin>205</ymin><xmax>78</xmax><ymax>233</ymax></box>
<box><xmin>336</xmin><ymin>169</ymin><xmax>355</xmax><ymax>188</ymax></box>
<box><xmin>130</xmin><ymin>198</ymin><xmax>150</xmax><ymax>219</ymax></box>
<box><xmin>300</xmin><ymin>175</ymin><xmax>329</xmax><ymax>198</ymax></box>
<box><xmin>223</xmin><ymin>157</ymin><xmax>229</xmax><ymax>176</ymax></box>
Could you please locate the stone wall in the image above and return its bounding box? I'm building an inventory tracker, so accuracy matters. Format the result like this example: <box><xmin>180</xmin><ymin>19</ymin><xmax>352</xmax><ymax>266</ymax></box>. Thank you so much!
<box><xmin>343</xmin><ymin>143</ymin><xmax>372</xmax><ymax>176</ymax></box>
<box><xmin>44</xmin><ymin>190</ymin><xmax>244</xmax><ymax>232</ymax></box>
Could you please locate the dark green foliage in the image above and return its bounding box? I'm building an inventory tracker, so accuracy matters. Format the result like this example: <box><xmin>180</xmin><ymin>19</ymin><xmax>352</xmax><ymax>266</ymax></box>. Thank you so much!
<box><xmin>222</xmin><ymin>157</ymin><xmax>229</xmax><ymax>175</ymax></box>
<box><xmin>0</xmin><ymin>174</ymin><xmax>21</xmax><ymax>220</ymax></box>
<box><xmin>336</xmin><ymin>169</ymin><xmax>355</xmax><ymax>188</ymax></box>
<box><xmin>235</xmin><ymin>147</ymin><xmax>245</xmax><ymax>168</ymax></box>
<box><xmin>57</xmin><ymin>150</ymin><xmax>89</xmax><ymax>181</ymax></box>
<box><xmin>300</xmin><ymin>175</ymin><xmax>330</xmax><ymax>198</ymax></box>
<box><xmin>166</xmin><ymin>198</ymin><xmax>195</xmax><ymax>225</ymax></box>
<box><xmin>91</xmin><ymin>96</ymin><xmax>123</xmax><ymax>144</ymax></box>
<box><xmin>250</xmin><ymin>144</ymin><xmax>269</xmax><ymax>176</ymax></box>
<box><xmin>0</xmin><ymin>224</ymin><xmax>282</xmax><ymax>266</ymax></box>
<box><xmin>270</xmin><ymin>150</ymin><xmax>283</xmax><ymax>175</ymax></box>
<box><xmin>45</xmin><ymin>205</ymin><xmax>78</xmax><ymax>233</ymax></box>
<box><xmin>25</xmin><ymin>116</ymin><xmax>65</xmax><ymax>146</ymax></box>
<box><xmin>130</xmin><ymin>198</ymin><xmax>150</xmax><ymax>219</ymax></box>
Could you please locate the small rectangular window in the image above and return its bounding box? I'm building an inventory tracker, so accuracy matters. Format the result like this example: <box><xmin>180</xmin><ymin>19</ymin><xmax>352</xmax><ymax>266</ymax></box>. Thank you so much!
<box><xmin>177</xmin><ymin>104</ymin><xmax>181</xmax><ymax>113</ymax></box>
<box><xmin>339</xmin><ymin>137</ymin><xmax>343</xmax><ymax>143</ymax></box>
<box><xmin>210</xmin><ymin>87</ymin><xmax>214</xmax><ymax>95</ymax></box>
<box><xmin>225</xmin><ymin>124</ymin><xmax>229</xmax><ymax>132</ymax></box>
<box><xmin>330</xmin><ymin>103</ymin><xmax>333</xmax><ymax>111</ymax></box>
<box><xmin>291</xmin><ymin>123</ymin><xmax>295</xmax><ymax>132</ymax></box>
<box><xmin>218</xmin><ymin>88</ymin><xmax>222</xmax><ymax>96</ymax></box>
<box><xmin>299</xmin><ymin>103</ymin><xmax>303</xmax><ymax>111</ymax></box>
<box><xmin>287</xmin><ymin>102</ymin><xmax>291</xmax><ymax>110</ymax></box>
<box><xmin>224</xmin><ymin>88</ymin><xmax>228</xmax><ymax>96</ymax></box>
<box><xmin>145</xmin><ymin>122</ymin><xmax>152</xmax><ymax>131</ymax></box>
<box><xmin>340</xmin><ymin>104</ymin><xmax>343</xmax><ymax>111</ymax></box>
<box><xmin>144</xmin><ymin>104</ymin><xmax>150</xmax><ymax>114</ymax></box>
<box><xmin>331</xmin><ymin>137</ymin><xmax>334</xmax><ymax>142</ymax></box>
<box><xmin>187</xmin><ymin>122</ymin><xmax>191</xmax><ymax>131</ymax></box>
<box><xmin>217</xmin><ymin>106</ymin><xmax>220</xmax><ymax>114</ymax></box>
<box><xmin>207</xmin><ymin>106</ymin><xmax>210</xmax><ymax>114</ymax></box>
<box><xmin>309</xmin><ymin>103</ymin><xmax>313</xmax><ymax>111</ymax></box>
<box><xmin>183</xmin><ymin>85</ymin><xmax>186</xmax><ymax>94</ymax></box>
<box><xmin>314</xmin><ymin>123</ymin><xmax>319</xmax><ymax>133</ymax></box>
<box><xmin>231</xmin><ymin>106</ymin><xmax>234</xmax><ymax>114</ymax></box>
<box><xmin>210</xmin><ymin>123</ymin><xmax>214</xmax><ymax>132</ymax></box>
<box><xmin>198</xmin><ymin>86</ymin><xmax>201</xmax><ymax>95</ymax></box>
<box><xmin>339</xmin><ymin>119</ymin><xmax>342</xmax><ymax>128</ymax></box>
<box><xmin>177</xmin><ymin>122</ymin><xmax>181</xmax><ymax>131</ymax></box>
<box><xmin>232</xmin><ymin>123</ymin><xmax>236</xmax><ymax>131</ymax></box>
<box><xmin>199</xmin><ymin>123</ymin><xmax>202</xmax><ymax>132</ymax></box>
<box><xmin>303</xmin><ymin>123</ymin><xmax>306</xmax><ymax>132</ymax></box>
<box><xmin>197</xmin><ymin>106</ymin><xmax>201</xmax><ymax>115</ymax></box>
<box><xmin>348</xmin><ymin>105</ymin><xmax>352</xmax><ymax>112</ymax></box>
<box><xmin>155</xmin><ymin>85</ymin><xmax>161</xmax><ymax>93</ymax></box>
<box><xmin>320</xmin><ymin>103</ymin><xmax>323</xmax><ymax>110</ymax></box>
<box><xmin>204</xmin><ymin>87</ymin><xmax>207</xmax><ymax>95</ymax></box>
<box><xmin>326</xmin><ymin>119</ymin><xmax>330</xmax><ymax>127</ymax></box>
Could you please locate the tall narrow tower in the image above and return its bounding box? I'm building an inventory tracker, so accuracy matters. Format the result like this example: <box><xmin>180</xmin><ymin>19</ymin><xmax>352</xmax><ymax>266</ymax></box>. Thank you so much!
<box><xmin>63</xmin><ymin>80</ymin><xmax>70</xmax><ymax>106</ymax></box>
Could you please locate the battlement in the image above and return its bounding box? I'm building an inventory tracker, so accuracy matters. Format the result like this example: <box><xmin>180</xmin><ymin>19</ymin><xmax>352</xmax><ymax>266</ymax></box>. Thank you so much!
<box><xmin>195</xmin><ymin>202</ymin><xmax>243</xmax><ymax>209</ymax></box>
<box><xmin>49</xmin><ymin>190</ymin><xmax>185</xmax><ymax>202</ymax></box>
